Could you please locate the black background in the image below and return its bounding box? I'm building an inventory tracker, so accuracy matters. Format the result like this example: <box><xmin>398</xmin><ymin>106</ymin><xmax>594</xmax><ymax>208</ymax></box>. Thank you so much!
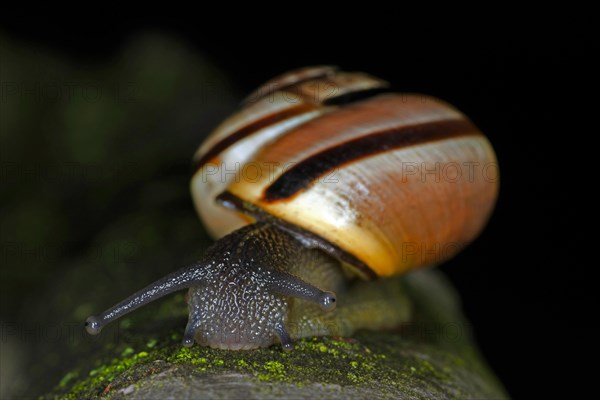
<box><xmin>1</xmin><ymin>9</ymin><xmax>595</xmax><ymax>398</ymax></box>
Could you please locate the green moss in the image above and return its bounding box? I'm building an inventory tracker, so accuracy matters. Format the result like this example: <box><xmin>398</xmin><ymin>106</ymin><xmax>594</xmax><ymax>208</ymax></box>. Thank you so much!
<box><xmin>346</xmin><ymin>372</ymin><xmax>361</xmax><ymax>383</ymax></box>
<box><xmin>58</xmin><ymin>371</ymin><xmax>78</xmax><ymax>389</ymax></box>
<box><xmin>168</xmin><ymin>346</ymin><xmax>209</xmax><ymax>370</ymax></box>
<box><xmin>44</xmin><ymin>332</ymin><xmax>177</xmax><ymax>399</ymax></box>
<box><xmin>139</xmin><ymin>335</ymin><xmax>398</xmax><ymax>386</ymax></box>
<box><xmin>120</xmin><ymin>347</ymin><xmax>134</xmax><ymax>357</ymax></box>
<box><xmin>66</xmin><ymin>352</ymin><xmax>149</xmax><ymax>398</ymax></box>
<box><xmin>258</xmin><ymin>361</ymin><xmax>287</xmax><ymax>381</ymax></box>
<box><xmin>413</xmin><ymin>359</ymin><xmax>450</xmax><ymax>382</ymax></box>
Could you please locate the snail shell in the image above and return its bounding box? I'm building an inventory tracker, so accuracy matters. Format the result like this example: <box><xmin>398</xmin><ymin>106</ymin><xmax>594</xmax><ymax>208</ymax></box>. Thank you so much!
<box><xmin>191</xmin><ymin>66</ymin><xmax>498</xmax><ymax>278</ymax></box>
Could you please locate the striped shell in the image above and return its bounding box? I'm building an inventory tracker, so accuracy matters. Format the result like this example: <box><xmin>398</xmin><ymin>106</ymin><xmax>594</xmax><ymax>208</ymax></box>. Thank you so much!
<box><xmin>190</xmin><ymin>66</ymin><xmax>498</xmax><ymax>279</ymax></box>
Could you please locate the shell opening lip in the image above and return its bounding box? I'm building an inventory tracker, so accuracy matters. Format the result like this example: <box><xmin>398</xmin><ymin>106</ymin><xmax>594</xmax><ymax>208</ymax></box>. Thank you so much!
<box><xmin>215</xmin><ymin>191</ymin><xmax>377</xmax><ymax>280</ymax></box>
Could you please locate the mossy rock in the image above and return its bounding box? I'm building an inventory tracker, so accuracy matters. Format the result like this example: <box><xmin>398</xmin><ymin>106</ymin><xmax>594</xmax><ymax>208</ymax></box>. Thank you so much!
<box><xmin>43</xmin><ymin>270</ymin><xmax>508</xmax><ymax>399</ymax></box>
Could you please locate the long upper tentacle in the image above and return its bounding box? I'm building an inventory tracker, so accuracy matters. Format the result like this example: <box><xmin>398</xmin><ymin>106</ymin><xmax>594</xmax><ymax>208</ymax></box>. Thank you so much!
<box><xmin>85</xmin><ymin>263</ymin><xmax>209</xmax><ymax>335</ymax></box>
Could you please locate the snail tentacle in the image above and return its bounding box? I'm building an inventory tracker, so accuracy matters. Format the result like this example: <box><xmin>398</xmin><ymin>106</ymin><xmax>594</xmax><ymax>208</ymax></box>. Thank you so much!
<box><xmin>182</xmin><ymin>310</ymin><xmax>202</xmax><ymax>347</ymax></box>
<box><xmin>85</xmin><ymin>264</ymin><xmax>210</xmax><ymax>335</ymax></box>
<box><xmin>267</xmin><ymin>271</ymin><xmax>337</xmax><ymax>312</ymax></box>
<box><xmin>273</xmin><ymin>322</ymin><xmax>294</xmax><ymax>352</ymax></box>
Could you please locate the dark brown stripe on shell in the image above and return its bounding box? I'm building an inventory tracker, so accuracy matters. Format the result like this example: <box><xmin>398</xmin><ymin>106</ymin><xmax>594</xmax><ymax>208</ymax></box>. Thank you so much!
<box><xmin>243</xmin><ymin>66</ymin><xmax>337</xmax><ymax>104</ymax></box>
<box><xmin>216</xmin><ymin>191</ymin><xmax>377</xmax><ymax>280</ymax></box>
<box><xmin>192</xmin><ymin>103</ymin><xmax>317</xmax><ymax>174</ymax></box>
<box><xmin>323</xmin><ymin>87</ymin><xmax>392</xmax><ymax>106</ymax></box>
<box><xmin>264</xmin><ymin>118</ymin><xmax>478</xmax><ymax>201</ymax></box>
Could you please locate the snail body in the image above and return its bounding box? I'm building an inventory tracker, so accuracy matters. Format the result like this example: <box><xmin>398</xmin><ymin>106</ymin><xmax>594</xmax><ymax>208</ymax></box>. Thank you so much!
<box><xmin>86</xmin><ymin>66</ymin><xmax>498</xmax><ymax>351</ymax></box>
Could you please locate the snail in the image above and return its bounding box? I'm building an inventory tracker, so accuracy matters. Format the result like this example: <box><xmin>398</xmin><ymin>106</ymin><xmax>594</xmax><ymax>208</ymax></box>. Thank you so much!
<box><xmin>85</xmin><ymin>66</ymin><xmax>498</xmax><ymax>351</ymax></box>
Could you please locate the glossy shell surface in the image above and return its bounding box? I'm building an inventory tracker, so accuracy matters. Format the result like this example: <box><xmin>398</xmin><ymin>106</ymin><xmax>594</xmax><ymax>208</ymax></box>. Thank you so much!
<box><xmin>191</xmin><ymin>67</ymin><xmax>498</xmax><ymax>277</ymax></box>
